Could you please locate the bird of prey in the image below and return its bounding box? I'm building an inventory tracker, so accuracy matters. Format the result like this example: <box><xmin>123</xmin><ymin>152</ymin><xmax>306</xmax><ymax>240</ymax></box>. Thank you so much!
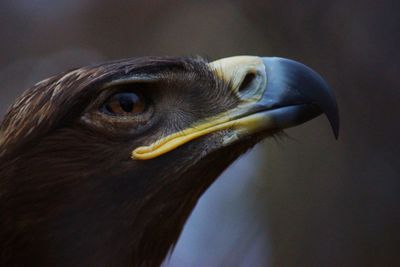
<box><xmin>0</xmin><ymin>55</ymin><xmax>338</xmax><ymax>266</ymax></box>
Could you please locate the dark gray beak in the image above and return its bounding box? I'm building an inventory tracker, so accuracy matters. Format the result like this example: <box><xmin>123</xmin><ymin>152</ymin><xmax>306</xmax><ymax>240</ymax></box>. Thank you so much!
<box><xmin>258</xmin><ymin>57</ymin><xmax>339</xmax><ymax>138</ymax></box>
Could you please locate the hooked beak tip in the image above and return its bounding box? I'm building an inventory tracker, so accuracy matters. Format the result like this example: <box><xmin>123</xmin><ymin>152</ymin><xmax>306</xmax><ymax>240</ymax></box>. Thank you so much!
<box><xmin>262</xmin><ymin>57</ymin><xmax>340</xmax><ymax>139</ymax></box>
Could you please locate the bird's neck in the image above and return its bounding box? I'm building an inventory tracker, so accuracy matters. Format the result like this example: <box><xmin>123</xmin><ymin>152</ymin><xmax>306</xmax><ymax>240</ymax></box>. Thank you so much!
<box><xmin>0</xmin><ymin>170</ymin><xmax>201</xmax><ymax>267</ymax></box>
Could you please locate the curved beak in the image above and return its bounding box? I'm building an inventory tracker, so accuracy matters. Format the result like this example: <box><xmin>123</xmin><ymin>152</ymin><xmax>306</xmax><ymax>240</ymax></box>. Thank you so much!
<box><xmin>132</xmin><ymin>56</ymin><xmax>339</xmax><ymax>160</ymax></box>
<box><xmin>258</xmin><ymin>57</ymin><xmax>339</xmax><ymax>138</ymax></box>
<box><xmin>210</xmin><ymin>56</ymin><xmax>339</xmax><ymax>138</ymax></box>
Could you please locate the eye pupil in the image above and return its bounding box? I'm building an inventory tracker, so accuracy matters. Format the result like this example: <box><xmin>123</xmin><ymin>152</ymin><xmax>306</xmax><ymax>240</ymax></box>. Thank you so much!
<box><xmin>118</xmin><ymin>94</ymin><xmax>135</xmax><ymax>112</ymax></box>
<box><xmin>103</xmin><ymin>91</ymin><xmax>146</xmax><ymax>116</ymax></box>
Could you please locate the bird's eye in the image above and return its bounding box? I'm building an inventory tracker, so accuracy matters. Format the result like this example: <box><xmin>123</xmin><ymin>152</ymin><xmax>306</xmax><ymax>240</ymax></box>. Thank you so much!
<box><xmin>102</xmin><ymin>91</ymin><xmax>146</xmax><ymax>116</ymax></box>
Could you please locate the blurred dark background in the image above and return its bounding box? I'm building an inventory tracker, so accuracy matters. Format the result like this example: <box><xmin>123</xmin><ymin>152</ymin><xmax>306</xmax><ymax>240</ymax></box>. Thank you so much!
<box><xmin>0</xmin><ymin>1</ymin><xmax>399</xmax><ymax>266</ymax></box>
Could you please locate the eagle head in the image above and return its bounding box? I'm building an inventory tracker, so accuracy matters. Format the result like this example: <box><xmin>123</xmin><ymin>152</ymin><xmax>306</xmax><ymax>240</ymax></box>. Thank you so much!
<box><xmin>0</xmin><ymin>56</ymin><xmax>338</xmax><ymax>266</ymax></box>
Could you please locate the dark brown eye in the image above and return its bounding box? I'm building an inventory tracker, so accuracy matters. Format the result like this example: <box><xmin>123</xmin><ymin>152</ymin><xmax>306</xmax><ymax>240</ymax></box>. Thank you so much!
<box><xmin>102</xmin><ymin>91</ymin><xmax>146</xmax><ymax>116</ymax></box>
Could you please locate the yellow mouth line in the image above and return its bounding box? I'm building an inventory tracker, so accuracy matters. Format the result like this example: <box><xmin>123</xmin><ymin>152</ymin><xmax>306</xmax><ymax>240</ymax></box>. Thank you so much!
<box><xmin>131</xmin><ymin>112</ymin><xmax>272</xmax><ymax>160</ymax></box>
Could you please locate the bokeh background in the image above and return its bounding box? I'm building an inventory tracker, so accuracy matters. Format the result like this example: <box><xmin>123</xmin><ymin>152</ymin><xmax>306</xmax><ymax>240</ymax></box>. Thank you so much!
<box><xmin>0</xmin><ymin>1</ymin><xmax>399</xmax><ymax>266</ymax></box>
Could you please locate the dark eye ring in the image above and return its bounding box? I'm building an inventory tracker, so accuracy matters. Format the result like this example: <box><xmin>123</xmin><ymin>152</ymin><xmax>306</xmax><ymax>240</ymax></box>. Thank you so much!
<box><xmin>101</xmin><ymin>91</ymin><xmax>147</xmax><ymax>116</ymax></box>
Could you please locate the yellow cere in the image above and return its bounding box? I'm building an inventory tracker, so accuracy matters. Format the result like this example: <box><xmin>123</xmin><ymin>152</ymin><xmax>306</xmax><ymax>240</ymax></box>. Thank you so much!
<box><xmin>209</xmin><ymin>56</ymin><xmax>263</xmax><ymax>90</ymax></box>
<box><xmin>209</xmin><ymin>56</ymin><xmax>266</xmax><ymax>102</ymax></box>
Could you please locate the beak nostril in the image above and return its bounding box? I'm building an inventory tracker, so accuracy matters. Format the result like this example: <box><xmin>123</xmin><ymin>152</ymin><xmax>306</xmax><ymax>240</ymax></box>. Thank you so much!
<box><xmin>238</xmin><ymin>73</ymin><xmax>256</xmax><ymax>95</ymax></box>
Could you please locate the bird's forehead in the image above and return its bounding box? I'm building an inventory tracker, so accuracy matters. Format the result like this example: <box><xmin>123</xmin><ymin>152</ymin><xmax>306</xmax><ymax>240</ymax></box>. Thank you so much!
<box><xmin>90</xmin><ymin>57</ymin><xmax>208</xmax><ymax>78</ymax></box>
<box><xmin>36</xmin><ymin>57</ymin><xmax>208</xmax><ymax>88</ymax></box>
